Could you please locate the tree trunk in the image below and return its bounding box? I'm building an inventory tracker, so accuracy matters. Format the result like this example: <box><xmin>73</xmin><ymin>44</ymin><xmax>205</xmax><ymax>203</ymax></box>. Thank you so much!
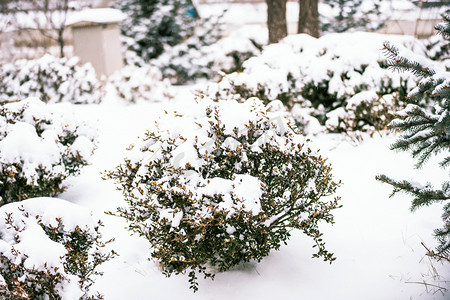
<box><xmin>298</xmin><ymin>0</ymin><xmax>319</xmax><ymax>38</ymax></box>
<box><xmin>58</xmin><ymin>28</ymin><xmax>65</xmax><ymax>58</ymax></box>
<box><xmin>265</xmin><ymin>0</ymin><xmax>288</xmax><ymax>44</ymax></box>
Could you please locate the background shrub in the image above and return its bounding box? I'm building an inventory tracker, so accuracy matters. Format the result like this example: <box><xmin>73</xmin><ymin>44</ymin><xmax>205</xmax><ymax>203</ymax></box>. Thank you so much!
<box><xmin>202</xmin><ymin>32</ymin><xmax>430</xmax><ymax>135</ymax></box>
<box><xmin>325</xmin><ymin>91</ymin><xmax>402</xmax><ymax>139</ymax></box>
<box><xmin>106</xmin><ymin>97</ymin><xmax>341</xmax><ymax>291</ymax></box>
<box><xmin>0</xmin><ymin>98</ymin><xmax>96</xmax><ymax>205</ymax></box>
<box><xmin>0</xmin><ymin>54</ymin><xmax>101</xmax><ymax>105</ymax></box>
<box><xmin>106</xmin><ymin>63</ymin><xmax>174</xmax><ymax>103</ymax></box>
<box><xmin>0</xmin><ymin>197</ymin><xmax>115</xmax><ymax>299</ymax></box>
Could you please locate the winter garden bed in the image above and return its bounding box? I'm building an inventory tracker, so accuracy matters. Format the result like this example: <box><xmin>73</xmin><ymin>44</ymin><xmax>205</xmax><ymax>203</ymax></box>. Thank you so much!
<box><xmin>0</xmin><ymin>23</ymin><xmax>449</xmax><ymax>300</ymax></box>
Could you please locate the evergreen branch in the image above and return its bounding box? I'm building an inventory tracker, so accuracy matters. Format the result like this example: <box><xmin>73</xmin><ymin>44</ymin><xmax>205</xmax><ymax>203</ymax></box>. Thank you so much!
<box><xmin>407</xmin><ymin>77</ymin><xmax>437</xmax><ymax>101</ymax></box>
<box><xmin>382</xmin><ymin>42</ymin><xmax>436</xmax><ymax>78</ymax></box>
<box><xmin>412</xmin><ymin>138</ymin><xmax>439</xmax><ymax>168</ymax></box>
<box><xmin>375</xmin><ymin>175</ymin><xmax>450</xmax><ymax>211</ymax></box>
<box><xmin>440</xmin><ymin>156</ymin><xmax>450</xmax><ymax>168</ymax></box>
<box><xmin>381</xmin><ymin>14</ymin><xmax>450</xmax><ymax>262</ymax></box>
<box><xmin>432</xmin><ymin>79</ymin><xmax>450</xmax><ymax>99</ymax></box>
<box><xmin>435</xmin><ymin>14</ymin><xmax>450</xmax><ymax>40</ymax></box>
<box><xmin>434</xmin><ymin>200</ymin><xmax>450</xmax><ymax>257</ymax></box>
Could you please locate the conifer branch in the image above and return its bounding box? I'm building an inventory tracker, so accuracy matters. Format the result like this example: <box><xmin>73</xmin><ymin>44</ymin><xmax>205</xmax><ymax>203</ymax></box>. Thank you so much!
<box><xmin>379</xmin><ymin>12</ymin><xmax>450</xmax><ymax>263</ymax></box>
<box><xmin>382</xmin><ymin>42</ymin><xmax>435</xmax><ymax>78</ymax></box>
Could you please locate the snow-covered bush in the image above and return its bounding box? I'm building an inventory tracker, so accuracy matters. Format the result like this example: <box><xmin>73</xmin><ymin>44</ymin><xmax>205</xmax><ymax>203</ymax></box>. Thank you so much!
<box><xmin>106</xmin><ymin>97</ymin><xmax>341</xmax><ymax>290</ymax></box>
<box><xmin>0</xmin><ymin>197</ymin><xmax>115</xmax><ymax>299</ymax></box>
<box><xmin>203</xmin><ymin>32</ymin><xmax>429</xmax><ymax>135</ymax></box>
<box><xmin>325</xmin><ymin>91</ymin><xmax>401</xmax><ymax>138</ymax></box>
<box><xmin>106</xmin><ymin>64</ymin><xmax>173</xmax><ymax>103</ymax></box>
<box><xmin>0</xmin><ymin>98</ymin><xmax>96</xmax><ymax>205</ymax></box>
<box><xmin>0</xmin><ymin>54</ymin><xmax>101</xmax><ymax>104</ymax></box>
<box><xmin>154</xmin><ymin>25</ymin><xmax>266</xmax><ymax>84</ymax></box>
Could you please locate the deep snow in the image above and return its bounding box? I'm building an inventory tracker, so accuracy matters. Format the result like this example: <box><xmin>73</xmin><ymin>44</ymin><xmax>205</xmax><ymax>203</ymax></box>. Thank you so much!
<box><xmin>56</xmin><ymin>91</ymin><xmax>449</xmax><ymax>300</ymax></box>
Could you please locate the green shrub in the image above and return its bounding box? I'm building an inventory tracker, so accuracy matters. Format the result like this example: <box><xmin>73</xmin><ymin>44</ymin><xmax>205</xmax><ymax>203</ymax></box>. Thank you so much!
<box><xmin>0</xmin><ymin>198</ymin><xmax>115</xmax><ymax>299</ymax></box>
<box><xmin>154</xmin><ymin>24</ymin><xmax>265</xmax><ymax>85</ymax></box>
<box><xmin>106</xmin><ymin>97</ymin><xmax>341</xmax><ymax>291</ymax></box>
<box><xmin>0</xmin><ymin>98</ymin><xmax>96</xmax><ymax>205</ymax></box>
<box><xmin>113</xmin><ymin>0</ymin><xmax>196</xmax><ymax>61</ymax></box>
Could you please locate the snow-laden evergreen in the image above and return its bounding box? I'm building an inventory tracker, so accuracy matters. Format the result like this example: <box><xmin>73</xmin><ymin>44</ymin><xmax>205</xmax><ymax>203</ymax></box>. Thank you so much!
<box><xmin>377</xmin><ymin>14</ymin><xmax>450</xmax><ymax>261</ymax></box>
<box><xmin>153</xmin><ymin>25</ymin><xmax>266</xmax><ymax>84</ymax></box>
<box><xmin>321</xmin><ymin>0</ymin><xmax>385</xmax><ymax>33</ymax></box>
<box><xmin>113</xmin><ymin>0</ymin><xmax>196</xmax><ymax>61</ymax></box>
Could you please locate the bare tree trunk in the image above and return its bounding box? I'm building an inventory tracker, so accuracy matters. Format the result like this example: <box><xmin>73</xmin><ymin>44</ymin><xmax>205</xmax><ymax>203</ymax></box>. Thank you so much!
<box><xmin>298</xmin><ymin>0</ymin><xmax>319</xmax><ymax>38</ymax></box>
<box><xmin>57</xmin><ymin>28</ymin><xmax>65</xmax><ymax>57</ymax></box>
<box><xmin>265</xmin><ymin>0</ymin><xmax>288</xmax><ymax>44</ymax></box>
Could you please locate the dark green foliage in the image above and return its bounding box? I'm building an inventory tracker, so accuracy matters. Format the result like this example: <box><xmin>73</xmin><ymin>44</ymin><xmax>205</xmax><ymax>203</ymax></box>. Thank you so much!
<box><xmin>0</xmin><ymin>163</ymin><xmax>66</xmax><ymax>205</ymax></box>
<box><xmin>106</xmin><ymin>99</ymin><xmax>341</xmax><ymax>291</ymax></box>
<box><xmin>152</xmin><ymin>15</ymin><xmax>267</xmax><ymax>85</ymax></box>
<box><xmin>0</xmin><ymin>254</ymin><xmax>65</xmax><ymax>300</ymax></box>
<box><xmin>300</xmin><ymin>79</ymin><xmax>341</xmax><ymax>111</ymax></box>
<box><xmin>376</xmin><ymin>15</ymin><xmax>450</xmax><ymax>261</ymax></box>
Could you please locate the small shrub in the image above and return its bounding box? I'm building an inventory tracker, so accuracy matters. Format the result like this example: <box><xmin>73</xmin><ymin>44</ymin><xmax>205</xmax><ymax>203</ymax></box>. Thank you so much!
<box><xmin>0</xmin><ymin>54</ymin><xmax>101</xmax><ymax>104</ymax></box>
<box><xmin>106</xmin><ymin>97</ymin><xmax>341</xmax><ymax>291</ymax></box>
<box><xmin>106</xmin><ymin>64</ymin><xmax>174</xmax><ymax>103</ymax></box>
<box><xmin>325</xmin><ymin>91</ymin><xmax>402</xmax><ymax>138</ymax></box>
<box><xmin>0</xmin><ymin>98</ymin><xmax>96</xmax><ymax>205</ymax></box>
<box><xmin>0</xmin><ymin>197</ymin><xmax>115</xmax><ymax>299</ymax></box>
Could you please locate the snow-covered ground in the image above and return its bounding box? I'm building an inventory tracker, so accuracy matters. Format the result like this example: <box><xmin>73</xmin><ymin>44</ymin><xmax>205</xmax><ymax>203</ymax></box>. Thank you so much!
<box><xmin>1</xmin><ymin>2</ymin><xmax>449</xmax><ymax>298</ymax></box>
<box><xmin>54</xmin><ymin>89</ymin><xmax>449</xmax><ymax>299</ymax></box>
